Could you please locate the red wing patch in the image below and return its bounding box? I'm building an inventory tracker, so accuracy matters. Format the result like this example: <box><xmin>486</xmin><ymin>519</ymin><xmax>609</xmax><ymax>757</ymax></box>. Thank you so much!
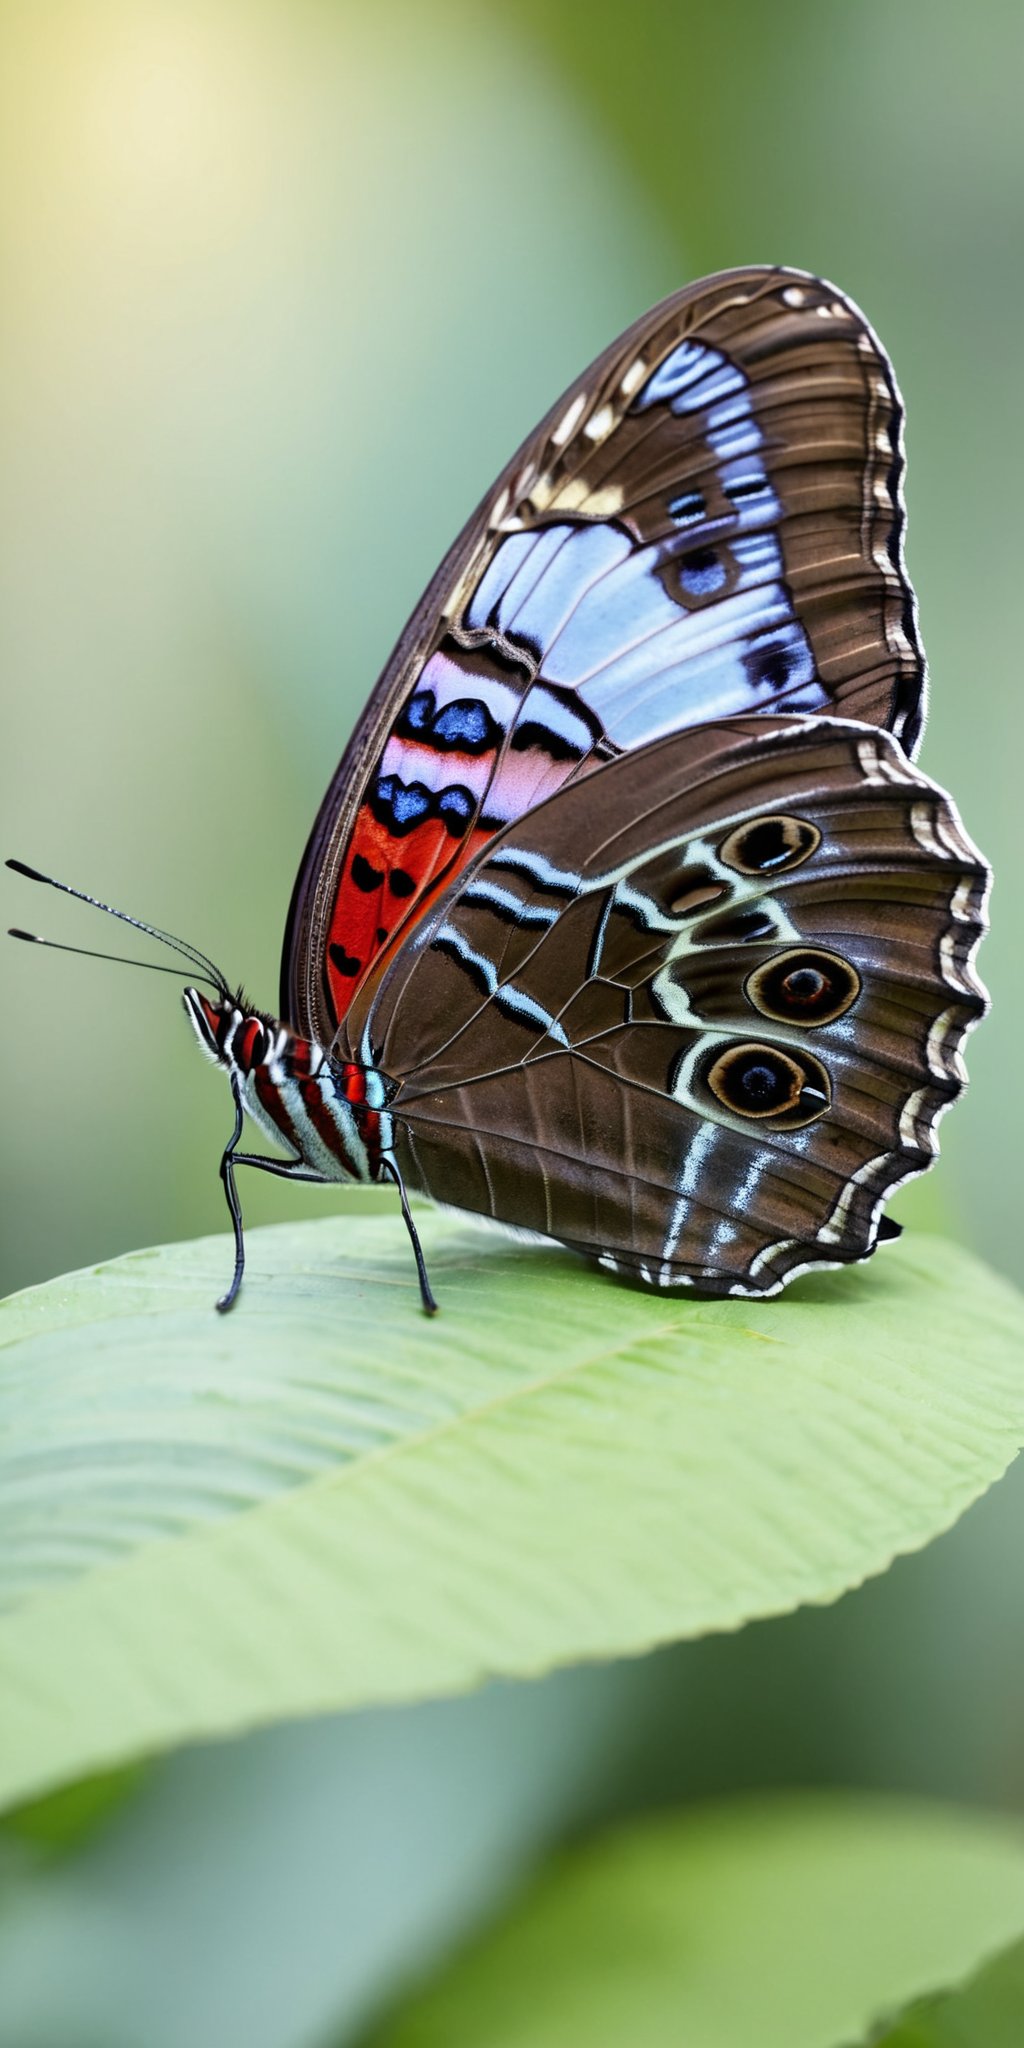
<box><xmin>322</xmin><ymin>638</ymin><xmax>602</xmax><ymax>1024</ymax></box>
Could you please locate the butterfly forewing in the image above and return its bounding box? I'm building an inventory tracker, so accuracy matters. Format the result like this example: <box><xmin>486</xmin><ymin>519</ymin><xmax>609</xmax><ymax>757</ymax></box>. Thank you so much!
<box><xmin>284</xmin><ymin>266</ymin><xmax>925</xmax><ymax>1047</ymax></box>
<box><xmin>346</xmin><ymin>718</ymin><xmax>986</xmax><ymax>1297</ymax></box>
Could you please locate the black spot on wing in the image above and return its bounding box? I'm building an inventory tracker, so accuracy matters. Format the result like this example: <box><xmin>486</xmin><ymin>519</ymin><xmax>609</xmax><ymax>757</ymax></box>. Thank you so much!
<box><xmin>508</xmin><ymin>681</ymin><xmax>604</xmax><ymax>762</ymax></box>
<box><xmin>397</xmin><ymin>690</ymin><xmax>435</xmax><ymax>739</ymax></box>
<box><xmin>509</xmin><ymin>719</ymin><xmax>581</xmax><ymax>763</ymax></box>
<box><xmin>329</xmin><ymin>942</ymin><xmax>361</xmax><ymax>977</ymax></box>
<box><xmin>745</xmin><ymin>644</ymin><xmax>795</xmax><ymax>694</ymax></box>
<box><xmin>437</xmin><ymin>786</ymin><xmax>474</xmax><ymax>837</ymax></box>
<box><xmin>433</xmin><ymin>700</ymin><xmax>500</xmax><ymax>752</ymax></box>
<box><xmin>351</xmin><ymin>852</ymin><xmax>385</xmax><ymax>891</ymax></box>
<box><xmin>371</xmin><ymin>772</ymin><xmax>476</xmax><ymax>842</ymax></box>
<box><xmin>678</xmin><ymin>547</ymin><xmax>726</xmax><ymax>599</ymax></box>
<box><xmin>725</xmin><ymin>474</ymin><xmax>773</xmax><ymax>506</ymax></box>
<box><xmin>668</xmin><ymin>489</ymin><xmax>706</xmax><ymax>525</ymax></box>
<box><xmin>397</xmin><ymin>690</ymin><xmax>501</xmax><ymax>756</ymax></box>
<box><xmin>371</xmin><ymin>775</ymin><xmax>432</xmax><ymax>836</ymax></box>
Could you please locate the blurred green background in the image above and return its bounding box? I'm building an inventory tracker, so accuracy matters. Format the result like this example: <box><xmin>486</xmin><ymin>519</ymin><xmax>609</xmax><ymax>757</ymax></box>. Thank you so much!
<box><xmin>1</xmin><ymin>4</ymin><xmax>1023</xmax><ymax>2044</ymax></box>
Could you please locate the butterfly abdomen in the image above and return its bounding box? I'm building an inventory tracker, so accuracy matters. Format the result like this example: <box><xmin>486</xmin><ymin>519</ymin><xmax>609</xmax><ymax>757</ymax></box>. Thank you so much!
<box><xmin>244</xmin><ymin>1049</ymin><xmax>390</xmax><ymax>1184</ymax></box>
<box><xmin>185</xmin><ymin>990</ymin><xmax>389</xmax><ymax>1186</ymax></box>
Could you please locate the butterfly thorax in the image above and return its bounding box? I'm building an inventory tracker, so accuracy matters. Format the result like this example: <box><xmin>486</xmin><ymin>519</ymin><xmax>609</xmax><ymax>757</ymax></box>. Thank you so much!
<box><xmin>183</xmin><ymin>988</ymin><xmax>388</xmax><ymax>1184</ymax></box>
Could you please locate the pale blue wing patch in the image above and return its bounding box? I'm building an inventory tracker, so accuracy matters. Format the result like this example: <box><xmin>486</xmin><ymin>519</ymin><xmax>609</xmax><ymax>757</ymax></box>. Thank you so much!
<box><xmin>466</xmin><ymin>520</ymin><xmax>631</xmax><ymax>649</ymax></box>
<box><xmin>633</xmin><ymin>339</ymin><xmax>746</xmax><ymax>414</ymax></box>
<box><xmin>456</xmin><ymin>334</ymin><xmax>826</xmax><ymax>749</ymax></box>
<box><xmin>467</xmin><ymin>531</ymin><xmax>824</xmax><ymax>742</ymax></box>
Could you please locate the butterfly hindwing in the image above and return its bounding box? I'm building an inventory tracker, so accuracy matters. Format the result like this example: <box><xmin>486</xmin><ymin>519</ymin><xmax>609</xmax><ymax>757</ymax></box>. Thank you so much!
<box><xmin>346</xmin><ymin>717</ymin><xmax>986</xmax><ymax>1297</ymax></box>
<box><xmin>284</xmin><ymin>266</ymin><xmax>925</xmax><ymax>1046</ymax></box>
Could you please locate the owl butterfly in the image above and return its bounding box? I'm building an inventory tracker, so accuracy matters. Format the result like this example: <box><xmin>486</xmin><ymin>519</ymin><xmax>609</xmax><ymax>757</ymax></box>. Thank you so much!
<box><xmin>10</xmin><ymin>266</ymin><xmax>988</xmax><ymax>1310</ymax></box>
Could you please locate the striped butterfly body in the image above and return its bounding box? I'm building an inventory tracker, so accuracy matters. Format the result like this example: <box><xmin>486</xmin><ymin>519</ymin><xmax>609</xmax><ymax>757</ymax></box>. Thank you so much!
<box><xmin>10</xmin><ymin>267</ymin><xmax>989</xmax><ymax>1309</ymax></box>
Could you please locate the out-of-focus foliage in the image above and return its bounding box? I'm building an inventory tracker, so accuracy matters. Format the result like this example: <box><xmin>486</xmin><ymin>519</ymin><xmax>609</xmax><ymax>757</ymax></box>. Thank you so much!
<box><xmin>867</xmin><ymin>1936</ymin><xmax>1024</xmax><ymax>2048</ymax></box>
<box><xmin>0</xmin><ymin>1673</ymin><xmax>653</xmax><ymax>2048</ymax></box>
<box><xmin>364</xmin><ymin>1794</ymin><xmax>1024</xmax><ymax>2048</ymax></box>
<box><xmin>4</xmin><ymin>1221</ymin><xmax>1021</xmax><ymax>1813</ymax></box>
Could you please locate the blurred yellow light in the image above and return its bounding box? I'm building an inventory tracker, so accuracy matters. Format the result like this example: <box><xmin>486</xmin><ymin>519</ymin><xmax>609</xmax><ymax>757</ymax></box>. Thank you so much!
<box><xmin>88</xmin><ymin>14</ymin><xmax>251</xmax><ymax>191</ymax></box>
<box><xmin>0</xmin><ymin>0</ymin><xmax>278</xmax><ymax>255</ymax></box>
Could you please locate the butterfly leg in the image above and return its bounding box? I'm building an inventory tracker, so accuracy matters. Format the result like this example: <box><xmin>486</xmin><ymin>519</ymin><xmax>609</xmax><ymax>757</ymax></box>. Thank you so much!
<box><xmin>230</xmin><ymin>1156</ymin><xmax>326</xmax><ymax>1182</ymax></box>
<box><xmin>216</xmin><ymin>1072</ymin><xmax>247</xmax><ymax>1313</ymax></box>
<box><xmin>215</xmin><ymin>1088</ymin><xmax>436</xmax><ymax>1314</ymax></box>
<box><xmin>381</xmin><ymin>1156</ymin><xmax>438</xmax><ymax>1315</ymax></box>
<box><xmin>214</xmin><ymin>1077</ymin><xmax>324</xmax><ymax>1312</ymax></box>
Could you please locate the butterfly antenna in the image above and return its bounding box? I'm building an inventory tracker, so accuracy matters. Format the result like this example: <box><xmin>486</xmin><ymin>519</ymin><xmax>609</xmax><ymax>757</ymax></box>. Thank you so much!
<box><xmin>8</xmin><ymin>929</ymin><xmax>224</xmax><ymax>990</ymax></box>
<box><xmin>6</xmin><ymin>859</ymin><xmax>230</xmax><ymax>993</ymax></box>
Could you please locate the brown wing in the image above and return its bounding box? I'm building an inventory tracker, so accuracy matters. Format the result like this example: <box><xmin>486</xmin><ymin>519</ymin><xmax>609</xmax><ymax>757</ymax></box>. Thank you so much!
<box><xmin>283</xmin><ymin>266</ymin><xmax>925</xmax><ymax>1047</ymax></box>
<box><xmin>346</xmin><ymin>717</ymin><xmax>986</xmax><ymax>1298</ymax></box>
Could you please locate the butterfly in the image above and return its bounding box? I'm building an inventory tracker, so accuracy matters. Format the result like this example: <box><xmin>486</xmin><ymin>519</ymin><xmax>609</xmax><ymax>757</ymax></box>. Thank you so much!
<box><xmin>9</xmin><ymin>265</ymin><xmax>989</xmax><ymax>1312</ymax></box>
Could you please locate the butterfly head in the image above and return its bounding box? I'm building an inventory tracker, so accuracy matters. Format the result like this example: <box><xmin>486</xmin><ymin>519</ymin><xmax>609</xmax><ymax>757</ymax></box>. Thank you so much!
<box><xmin>181</xmin><ymin>983</ymin><xmax>386</xmax><ymax>1192</ymax></box>
<box><xmin>183</xmin><ymin>987</ymin><xmax>276</xmax><ymax>1073</ymax></box>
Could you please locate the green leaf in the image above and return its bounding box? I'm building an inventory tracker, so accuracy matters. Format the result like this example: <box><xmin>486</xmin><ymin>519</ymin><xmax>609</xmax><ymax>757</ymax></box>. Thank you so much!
<box><xmin>364</xmin><ymin>1794</ymin><xmax>1024</xmax><ymax>2048</ymax></box>
<box><xmin>0</xmin><ymin>1670</ymin><xmax>645</xmax><ymax>2048</ymax></box>
<box><xmin>3</xmin><ymin>1762</ymin><xmax>145</xmax><ymax>1856</ymax></box>
<box><xmin>2</xmin><ymin>1214</ymin><xmax>1023</xmax><ymax>1811</ymax></box>
<box><xmin>865</xmin><ymin>1934</ymin><xmax>1024</xmax><ymax>2046</ymax></box>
